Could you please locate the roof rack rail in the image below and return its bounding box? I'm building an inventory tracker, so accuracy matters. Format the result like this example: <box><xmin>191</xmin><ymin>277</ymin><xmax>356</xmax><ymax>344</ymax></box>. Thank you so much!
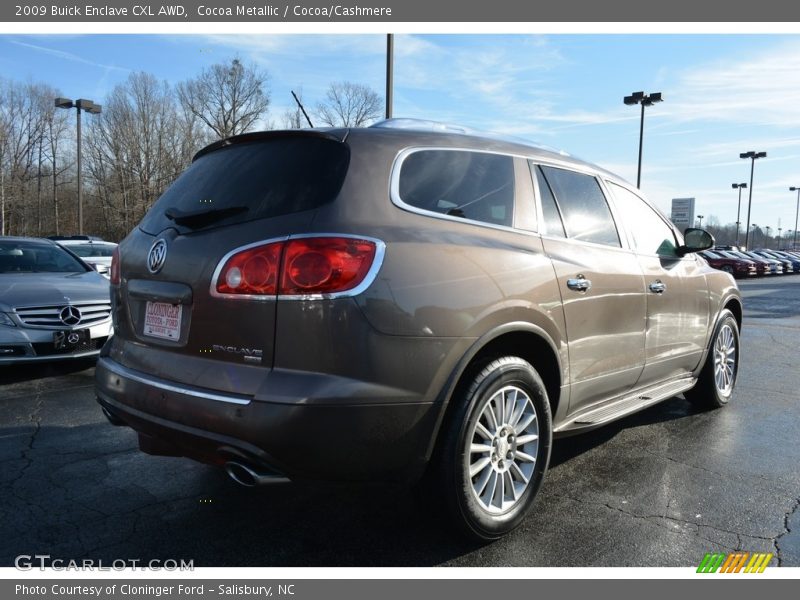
<box><xmin>369</xmin><ymin>118</ymin><xmax>570</xmax><ymax>157</ymax></box>
<box><xmin>370</xmin><ymin>118</ymin><xmax>476</xmax><ymax>135</ymax></box>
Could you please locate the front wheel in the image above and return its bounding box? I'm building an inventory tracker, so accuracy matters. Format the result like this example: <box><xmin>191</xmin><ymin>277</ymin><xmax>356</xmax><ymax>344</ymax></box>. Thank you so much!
<box><xmin>684</xmin><ymin>309</ymin><xmax>740</xmax><ymax>409</ymax></box>
<box><xmin>435</xmin><ymin>356</ymin><xmax>552</xmax><ymax>541</ymax></box>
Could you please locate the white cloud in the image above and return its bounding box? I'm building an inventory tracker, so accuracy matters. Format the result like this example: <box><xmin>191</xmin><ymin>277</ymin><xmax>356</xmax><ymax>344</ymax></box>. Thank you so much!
<box><xmin>662</xmin><ymin>39</ymin><xmax>800</xmax><ymax>126</ymax></box>
<box><xmin>8</xmin><ymin>39</ymin><xmax>128</xmax><ymax>73</ymax></box>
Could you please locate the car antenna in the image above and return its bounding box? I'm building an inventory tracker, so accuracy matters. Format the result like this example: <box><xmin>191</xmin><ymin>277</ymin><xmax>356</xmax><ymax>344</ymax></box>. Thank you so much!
<box><xmin>291</xmin><ymin>90</ymin><xmax>314</xmax><ymax>128</ymax></box>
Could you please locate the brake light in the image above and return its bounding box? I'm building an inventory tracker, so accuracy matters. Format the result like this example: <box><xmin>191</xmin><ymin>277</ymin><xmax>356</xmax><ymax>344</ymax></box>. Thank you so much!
<box><xmin>214</xmin><ymin>236</ymin><xmax>379</xmax><ymax>297</ymax></box>
<box><xmin>110</xmin><ymin>246</ymin><xmax>120</xmax><ymax>285</ymax></box>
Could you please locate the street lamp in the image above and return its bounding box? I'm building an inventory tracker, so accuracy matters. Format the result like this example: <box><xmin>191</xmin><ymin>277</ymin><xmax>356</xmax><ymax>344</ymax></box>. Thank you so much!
<box><xmin>740</xmin><ymin>150</ymin><xmax>767</xmax><ymax>250</ymax></box>
<box><xmin>697</xmin><ymin>214</ymin><xmax>704</xmax><ymax>227</ymax></box>
<box><xmin>790</xmin><ymin>187</ymin><xmax>800</xmax><ymax>251</ymax></box>
<box><xmin>778</xmin><ymin>227</ymin><xmax>782</xmax><ymax>249</ymax></box>
<box><xmin>732</xmin><ymin>183</ymin><xmax>747</xmax><ymax>246</ymax></box>
<box><xmin>55</xmin><ymin>97</ymin><xmax>102</xmax><ymax>235</ymax></box>
<box><xmin>623</xmin><ymin>91</ymin><xmax>663</xmax><ymax>188</ymax></box>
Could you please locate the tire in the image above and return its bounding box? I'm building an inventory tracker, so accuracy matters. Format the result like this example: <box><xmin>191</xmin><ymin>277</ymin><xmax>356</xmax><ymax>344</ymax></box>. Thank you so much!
<box><xmin>433</xmin><ymin>356</ymin><xmax>552</xmax><ymax>541</ymax></box>
<box><xmin>684</xmin><ymin>309</ymin><xmax>740</xmax><ymax>409</ymax></box>
<box><xmin>721</xmin><ymin>265</ymin><xmax>734</xmax><ymax>275</ymax></box>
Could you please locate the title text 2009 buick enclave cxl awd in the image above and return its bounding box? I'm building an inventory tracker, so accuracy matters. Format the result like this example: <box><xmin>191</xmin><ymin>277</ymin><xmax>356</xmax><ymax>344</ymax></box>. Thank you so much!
<box><xmin>95</xmin><ymin>119</ymin><xmax>741</xmax><ymax>540</ymax></box>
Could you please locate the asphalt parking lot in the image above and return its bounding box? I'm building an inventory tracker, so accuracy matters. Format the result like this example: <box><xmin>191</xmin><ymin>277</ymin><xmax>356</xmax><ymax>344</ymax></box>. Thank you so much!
<box><xmin>1</xmin><ymin>277</ymin><xmax>799</xmax><ymax>568</ymax></box>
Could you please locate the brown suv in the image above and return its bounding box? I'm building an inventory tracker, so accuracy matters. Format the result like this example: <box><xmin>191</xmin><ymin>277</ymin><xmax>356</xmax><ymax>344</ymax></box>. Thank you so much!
<box><xmin>95</xmin><ymin>120</ymin><xmax>742</xmax><ymax>540</ymax></box>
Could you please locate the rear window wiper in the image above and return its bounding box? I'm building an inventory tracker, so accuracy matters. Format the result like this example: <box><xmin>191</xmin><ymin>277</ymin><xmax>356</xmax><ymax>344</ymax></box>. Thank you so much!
<box><xmin>165</xmin><ymin>205</ymin><xmax>249</xmax><ymax>228</ymax></box>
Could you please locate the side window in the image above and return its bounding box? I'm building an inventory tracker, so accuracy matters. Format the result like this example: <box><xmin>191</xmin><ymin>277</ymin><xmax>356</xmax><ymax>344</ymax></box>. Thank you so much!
<box><xmin>531</xmin><ymin>163</ymin><xmax>566</xmax><ymax>238</ymax></box>
<box><xmin>398</xmin><ymin>150</ymin><xmax>514</xmax><ymax>227</ymax></box>
<box><xmin>607</xmin><ymin>182</ymin><xmax>679</xmax><ymax>257</ymax></box>
<box><xmin>539</xmin><ymin>166</ymin><xmax>621</xmax><ymax>247</ymax></box>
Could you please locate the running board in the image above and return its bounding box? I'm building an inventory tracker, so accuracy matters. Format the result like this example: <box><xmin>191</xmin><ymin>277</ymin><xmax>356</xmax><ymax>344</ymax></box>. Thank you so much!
<box><xmin>555</xmin><ymin>377</ymin><xmax>696</xmax><ymax>434</ymax></box>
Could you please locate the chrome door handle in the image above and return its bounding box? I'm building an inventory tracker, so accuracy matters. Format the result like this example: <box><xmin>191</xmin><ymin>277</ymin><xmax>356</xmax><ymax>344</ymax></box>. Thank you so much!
<box><xmin>567</xmin><ymin>276</ymin><xmax>592</xmax><ymax>292</ymax></box>
<box><xmin>649</xmin><ymin>280</ymin><xmax>666</xmax><ymax>294</ymax></box>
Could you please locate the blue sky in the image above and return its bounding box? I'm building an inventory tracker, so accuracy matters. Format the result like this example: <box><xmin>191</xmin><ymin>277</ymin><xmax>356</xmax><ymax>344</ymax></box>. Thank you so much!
<box><xmin>2</xmin><ymin>33</ymin><xmax>800</xmax><ymax>235</ymax></box>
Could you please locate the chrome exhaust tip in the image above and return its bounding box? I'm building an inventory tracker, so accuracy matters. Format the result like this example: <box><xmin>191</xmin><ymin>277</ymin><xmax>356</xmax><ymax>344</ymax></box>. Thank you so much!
<box><xmin>224</xmin><ymin>461</ymin><xmax>290</xmax><ymax>487</ymax></box>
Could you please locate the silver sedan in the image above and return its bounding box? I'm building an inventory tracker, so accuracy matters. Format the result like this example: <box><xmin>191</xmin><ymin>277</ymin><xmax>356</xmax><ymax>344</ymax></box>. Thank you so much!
<box><xmin>0</xmin><ymin>237</ymin><xmax>113</xmax><ymax>364</ymax></box>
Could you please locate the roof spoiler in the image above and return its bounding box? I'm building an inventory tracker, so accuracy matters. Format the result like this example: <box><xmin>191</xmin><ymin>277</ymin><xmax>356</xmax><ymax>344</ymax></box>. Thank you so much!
<box><xmin>193</xmin><ymin>129</ymin><xmax>349</xmax><ymax>162</ymax></box>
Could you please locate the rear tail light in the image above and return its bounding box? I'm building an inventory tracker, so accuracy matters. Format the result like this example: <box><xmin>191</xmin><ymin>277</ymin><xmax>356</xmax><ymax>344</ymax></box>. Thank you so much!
<box><xmin>216</xmin><ymin>241</ymin><xmax>282</xmax><ymax>295</ymax></box>
<box><xmin>110</xmin><ymin>246</ymin><xmax>120</xmax><ymax>285</ymax></box>
<box><xmin>280</xmin><ymin>237</ymin><xmax>377</xmax><ymax>295</ymax></box>
<box><xmin>214</xmin><ymin>236</ymin><xmax>381</xmax><ymax>297</ymax></box>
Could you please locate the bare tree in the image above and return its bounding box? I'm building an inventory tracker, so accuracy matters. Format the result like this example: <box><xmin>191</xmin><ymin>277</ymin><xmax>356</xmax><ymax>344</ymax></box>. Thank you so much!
<box><xmin>315</xmin><ymin>81</ymin><xmax>382</xmax><ymax>128</ymax></box>
<box><xmin>0</xmin><ymin>80</ymin><xmax>54</xmax><ymax>236</ymax></box>
<box><xmin>177</xmin><ymin>58</ymin><xmax>270</xmax><ymax>139</ymax></box>
<box><xmin>84</xmin><ymin>71</ymin><xmax>206</xmax><ymax>239</ymax></box>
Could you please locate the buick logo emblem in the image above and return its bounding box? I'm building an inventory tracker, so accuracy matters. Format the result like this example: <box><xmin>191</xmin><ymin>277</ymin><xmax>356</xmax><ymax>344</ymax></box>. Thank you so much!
<box><xmin>60</xmin><ymin>306</ymin><xmax>82</xmax><ymax>326</ymax></box>
<box><xmin>147</xmin><ymin>239</ymin><xmax>168</xmax><ymax>273</ymax></box>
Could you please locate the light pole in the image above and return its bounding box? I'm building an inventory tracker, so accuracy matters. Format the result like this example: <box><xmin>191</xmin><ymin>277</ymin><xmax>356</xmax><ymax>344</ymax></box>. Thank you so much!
<box><xmin>385</xmin><ymin>34</ymin><xmax>393</xmax><ymax>119</ymax></box>
<box><xmin>623</xmin><ymin>91</ymin><xmax>663</xmax><ymax>188</ymax></box>
<box><xmin>751</xmin><ymin>224</ymin><xmax>759</xmax><ymax>249</ymax></box>
<box><xmin>55</xmin><ymin>97</ymin><xmax>101</xmax><ymax>235</ymax></box>
<box><xmin>740</xmin><ymin>151</ymin><xmax>767</xmax><ymax>250</ymax></box>
<box><xmin>778</xmin><ymin>227</ymin><xmax>782</xmax><ymax>249</ymax></box>
<box><xmin>732</xmin><ymin>183</ymin><xmax>747</xmax><ymax>246</ymax></box>
<box><xmin>697</xmin><ymin>214</ymin><xmax>704</xmax><ymax>227</ymax></box>
<box><xmin>765</xmin><ymin>226</ymin><xmax>772</xmax><ymax>249</ymax></box>
<box><xmin>790</xmin><ymin>187</ymin><xmax>800</xmax><ymax>251</ymax></box>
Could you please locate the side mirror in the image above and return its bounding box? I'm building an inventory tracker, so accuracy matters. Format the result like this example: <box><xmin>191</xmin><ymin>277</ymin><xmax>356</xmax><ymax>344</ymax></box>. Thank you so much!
<box><xmin>678</xmin><ymin>228</ymin><xmax>714</xmax><ymax>256</ymax></box>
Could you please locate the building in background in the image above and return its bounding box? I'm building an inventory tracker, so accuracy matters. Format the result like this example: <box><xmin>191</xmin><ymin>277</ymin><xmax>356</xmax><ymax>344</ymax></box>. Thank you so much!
<box><xmin>671</xmin><ymin>197</ymin><xmax>696</xmax><ymax>233</ymax></box>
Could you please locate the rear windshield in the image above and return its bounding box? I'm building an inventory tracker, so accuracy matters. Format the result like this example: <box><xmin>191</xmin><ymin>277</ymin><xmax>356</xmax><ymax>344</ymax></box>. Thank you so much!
<box><xmin>0</xmin><ymin>241</ymin><xmax>89</xmax><ymax>274</ymax></box>
<box><xmin>140</xmin><ymin>136</ymin><xmax>350</xmax><ymax>235</ymax></box>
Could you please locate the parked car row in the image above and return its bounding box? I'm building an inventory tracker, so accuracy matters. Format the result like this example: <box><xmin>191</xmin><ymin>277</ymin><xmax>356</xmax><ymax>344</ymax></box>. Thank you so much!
<box><xmin>699</xmin><ymin>247</ymin><xmax>800</xmax><ymax>278</ymax></box>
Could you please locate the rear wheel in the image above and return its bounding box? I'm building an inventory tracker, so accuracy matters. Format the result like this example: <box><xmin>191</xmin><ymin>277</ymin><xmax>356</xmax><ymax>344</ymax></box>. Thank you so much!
<box><xmin>434</xmin><ymin>356</ymin><xmax>552</xmax><ymax>541</ymax></box>
<box><xmin>684</xmin><ymin>309</ymin><xmax>740</xmax><ymax>409</ymax></box>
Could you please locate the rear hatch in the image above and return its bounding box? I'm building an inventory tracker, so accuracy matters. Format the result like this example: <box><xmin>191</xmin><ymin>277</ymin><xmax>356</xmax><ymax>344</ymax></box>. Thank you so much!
<box><xmin>113</xmin><ymin>131</ymin><xmax>350</xmax><ymax>393</ymax></box>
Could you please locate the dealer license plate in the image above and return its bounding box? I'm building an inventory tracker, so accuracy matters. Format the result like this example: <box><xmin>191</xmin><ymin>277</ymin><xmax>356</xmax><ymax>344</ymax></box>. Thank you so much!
<box><xmin>143</xmin><ymin>302</ymin><xmax>183</xmax><ymax>340</ymax></box>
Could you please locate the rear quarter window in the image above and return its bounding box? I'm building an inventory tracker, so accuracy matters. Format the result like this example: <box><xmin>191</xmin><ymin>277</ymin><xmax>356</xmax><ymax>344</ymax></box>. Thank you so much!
<box><xmin>397</xmin><ymin>149</ymin><xmax>515</xmax><ymax>228</ymax></box>
<box><xmin>139</xmin><ymin>136</ymin><xmax>350</xmax><ymax>235</ymax></box>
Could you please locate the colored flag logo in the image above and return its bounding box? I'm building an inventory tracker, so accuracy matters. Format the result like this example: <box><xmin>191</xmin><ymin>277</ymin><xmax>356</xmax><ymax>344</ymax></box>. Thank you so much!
<box><xmin>697</xmin><ymin>552</ymin><xmax>773</xmax><ymax>573</ymax></box>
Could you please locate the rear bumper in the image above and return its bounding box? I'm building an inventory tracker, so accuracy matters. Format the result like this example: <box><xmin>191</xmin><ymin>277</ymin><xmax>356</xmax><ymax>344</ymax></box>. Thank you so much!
<box><xmin>94</xmin><ymin>357</ymin><xmax>438</xmax><ymax>482</ymax></box>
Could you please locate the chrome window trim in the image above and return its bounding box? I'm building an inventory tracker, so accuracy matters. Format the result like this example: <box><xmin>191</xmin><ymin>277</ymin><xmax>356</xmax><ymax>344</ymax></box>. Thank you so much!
<box><xmin>101</xmin><ymin>358</ymin><xmax>251</xmax><ymax>406</ymax></box>
<box><xmin>389</xmin><ymin>147</ymin><xmax>521</xmax><ymax>234</ymax></box>
<box><xmin>388</xmin><ymin>146</ymin><xmax>619</xmax><ymax>240</ymax></box>
<box><xmin>208</xmin><ymin>233</ymin><xmax>386</xmax><ymax>301</ymax></box>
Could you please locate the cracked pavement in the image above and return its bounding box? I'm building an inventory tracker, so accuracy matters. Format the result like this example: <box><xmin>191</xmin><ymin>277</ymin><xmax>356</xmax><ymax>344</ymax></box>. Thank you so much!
<box><xmin>1</xmin><ymin>277</ymin><xmax>799</xmax><ymax>567</ymax></box>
